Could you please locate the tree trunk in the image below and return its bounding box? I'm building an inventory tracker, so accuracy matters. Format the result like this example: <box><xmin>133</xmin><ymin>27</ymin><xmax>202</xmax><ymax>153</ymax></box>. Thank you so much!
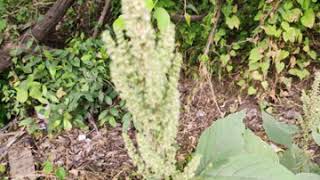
<box><xmin>0</xmin><ymin>0</ymin><xmax>75</xmax><ymax>73</ymax></box>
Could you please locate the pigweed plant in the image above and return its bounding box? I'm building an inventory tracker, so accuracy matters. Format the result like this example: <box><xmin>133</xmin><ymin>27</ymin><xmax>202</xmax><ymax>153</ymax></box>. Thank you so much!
<box><xmin>301</xmin><ymin>72</ymin><xmax>320</xmax><ymax>147</ymax></box>
<box><xmin>102</xmin><ymin>0</ymin><xmax>199</xmax><ymax>179</ymax></box>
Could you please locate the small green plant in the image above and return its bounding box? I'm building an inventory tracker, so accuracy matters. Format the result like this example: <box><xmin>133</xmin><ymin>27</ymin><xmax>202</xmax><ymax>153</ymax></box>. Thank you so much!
<box><xmin>42</xmin><ymin>160</ymin><xmax>67</xmax><ymax>180</ymax></box>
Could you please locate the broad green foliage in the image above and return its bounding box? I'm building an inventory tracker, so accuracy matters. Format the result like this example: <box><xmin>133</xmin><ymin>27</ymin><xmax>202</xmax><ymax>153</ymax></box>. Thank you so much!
<box><xmin>280</xmin><ymin>145</ymin><xmax>319</xmax><ymax>174</ymax></box>
<box><xmin>262</xmin><ymin>111</ymin><xmax>299</xmax><ymax>147</ymax></box>
<box><xmin>157</xmin><ymin>0</ymin><xmax>319</xmax><ymax>95</ymax></box>
<box><xmin>1</xmin><ymin>37</ymin><xmax>125</xmax><ymax>133</ymax></box>
<box><xmin>195</xmin><ymin>110</ymin><xmax>320</xmax><ymax>180</ymax></box>
<box><xmin>261</xmin><ymin>107</ymin><xmax>320</xmax><ymax>174</ymax></box>
<box><xmin>103</xmin><ymin>0</ymin><xmax>199</xmax><ymax>179</ymax></box>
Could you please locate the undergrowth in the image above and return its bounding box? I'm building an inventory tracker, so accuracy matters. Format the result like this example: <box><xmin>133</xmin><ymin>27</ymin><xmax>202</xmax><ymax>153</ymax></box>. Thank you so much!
<box><xmin>1</xmin><ymin>36</ymin><xmax>127</xmax><ymax>133</ymax></box>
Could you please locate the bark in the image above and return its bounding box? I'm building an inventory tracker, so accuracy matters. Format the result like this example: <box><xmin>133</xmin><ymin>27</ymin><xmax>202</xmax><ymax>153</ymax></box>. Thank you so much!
<box><xmin>31</xmin><ymin>0</ymin><xmax>75</xmax><ymax>41</ymax></box>
<box><xmin>0</xmin><ymin>0</ymin><xmax>75</xmax><ymax>72</ymax></box>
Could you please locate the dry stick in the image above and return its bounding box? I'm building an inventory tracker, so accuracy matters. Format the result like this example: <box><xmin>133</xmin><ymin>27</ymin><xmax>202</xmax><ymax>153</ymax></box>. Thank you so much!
<box><xmin>198</xmin><ymin>0</ymin><xmax>224</xmax><ymax>118</ymax></box>
<box><xmin>93</xmin><ymin>0</ymin><xmax>111</xmax><ymax>38</ymax></box>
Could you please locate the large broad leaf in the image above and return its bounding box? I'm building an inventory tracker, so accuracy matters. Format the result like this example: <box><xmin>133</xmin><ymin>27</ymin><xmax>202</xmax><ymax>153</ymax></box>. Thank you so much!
<box><xmin>296</xmin><ymin>173</ymin><xmax>320</xmax><ymax>180</ymax></box>
<box><xmin>200</xmin><ymin>154</ymin><xmax>297</xmax><ymax>180</ymax></box>
<box><xmin>243</xmin><ymin>129</ymin><xmax>279</xmax><ymax>163</ymax></box>
<box><xmin>262</xmin><ymin>112</ymin><xmax>299</xmax><ymax>147</ymax></box>
<box><xmin>195</xmin><ymin>111</ymin><xmax>246</xmax><ymax>174</ymax></box>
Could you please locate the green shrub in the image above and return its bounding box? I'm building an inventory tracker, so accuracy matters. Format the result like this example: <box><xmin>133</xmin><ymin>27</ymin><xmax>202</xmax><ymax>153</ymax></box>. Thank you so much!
<box><xmin>1</xmin><ymin>36</ymin><xmax>125</xmax><ymax>133</ymax></box>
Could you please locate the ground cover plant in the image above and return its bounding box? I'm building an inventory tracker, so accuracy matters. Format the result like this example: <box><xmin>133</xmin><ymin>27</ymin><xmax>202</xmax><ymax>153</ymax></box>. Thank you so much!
<box><xmin>0</xmin><ymin>0</ymin><xmax>319</xmax><ymax>179</ymax></box>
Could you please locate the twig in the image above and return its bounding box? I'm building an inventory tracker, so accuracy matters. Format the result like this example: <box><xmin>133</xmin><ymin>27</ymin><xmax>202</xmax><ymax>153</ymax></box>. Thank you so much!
<box><xmin>203</xmin><ymin>3</ymin><xmax>221</xmax><ymax>56</ymax></box>
<box><xmin>170</xmin><ymin>13</ymin><xmax>207</xmax><ymax>23</ymax></box>
<box><xmin>87</xmin><ymin>112</ymin><xmax>100</xmax><ymax>136</ymax></box>
<box><xmin>260</xmin><ymin>0</ymin><xmax>283</xmax><ymax>26</ymax></box>
<box><xmin>199</xmin><ymin>0</ymin><xmax>224</xmax><ymax>118</ymax></box>
<box><xmin>93</xmin><ymin>0</ymin><xmax>111</xmax><ymax>38</ymax></box>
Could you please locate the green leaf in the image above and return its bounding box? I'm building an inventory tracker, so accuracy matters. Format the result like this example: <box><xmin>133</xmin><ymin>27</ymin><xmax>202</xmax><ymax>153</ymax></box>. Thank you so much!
<box><xmin>301</xmin><ymin>9</ymin><xmax>315</xmax><ymax>28</ymax></box>
<box><xmin>249</xmin><ymin>48</ymin><xmax>263</xmax><ymax>62</ymax></box>
<box><xmin>220</xmin><ymin>54</ymin><xmax>230</xmax><ymax>67</ymax></box>
<box><xmin>276</xmin><ymin>50</ymin><xmax>289</xmax><ymax>61</ymax></box>
<box><xmin>154</xmin><ymin>7</ymin><xmax>171</xmax><ymax>32</ymax></box>
<box><xmin>122</xmin><ymin>113</ymin><xmax>132</xmax><ymax>131</ymax></box>
<box><xmin>280</xmin><ymin>145</ymin><xmax>318</xmax><ymax>173</ymax></box>
<box><xmin>0</xmin><ymin>164</ymin><xmax>6</xmax><ymax>174</ymax></box>
<box><xmin>226</xmin><ymin>15</ymin><xmax>240</xmax><ymax>29</ymax></box>
<box><xmin>46</xmin><ymin>61</ymin><xmax>56</xmax><ymax>79</ymax></box>
<box><xmin>108</xmin><ymin>115</ymin><xmax>117</xmax><ymax>127</ymax></box>
<box><xmin>55</xmin><ymin>167</ymin><xmax>67</xmax><ymax>180</ymax></box>
<box><xmin>110</xmin><ymin>108</ymin><xmax>119</xmax><ymax>117</ymax></box>
<box><xmin>98</xmin><ymin>110</ymin><xmax>108</xmax><ymax>120</ymax></box>
<box><xmin>195</xmin><ymin>111</ymin><xmax>246</xmax><ymax>174</ymax></box>
<box><xmin>296</xmin><ymin>173</ymin><xmax>320</xmax><ymax>180</ymax></box>
<box><xmin>43</xmin><ymin>161</ymin><xmax>53</xmax><ymax>174</ymax></box>
<box><xmin>275</xmin><ymin>62</ymin><xmax>285</xmax><ymax>73</ymax></box>
<box><xmin>248</xmin><ymin>86</ymin><xmax>257</xmax><ymax>95</ymax></box>
<box><xmin>243</xmin><ymin>129</ymin><xmax>279</xmax><ymax>163</ymax></box>
<box><xmin>145</xmin><ymin>0</ymin><xmax>154</xmax><ymax>11</ymax></box>
<box><xmin>262</xmin><ymin>112</ymin><xmax>299</xmax><ymax>147</ymax></box>
<box><xmin>185</xmin><ymin>13</ymin><xmax>191</xmax><ymax>26</ymax></box>
<box><xmin>0</xmin><ymin>18</ymin><xmax>7</xmax><ymax>32</ymax></box>
<box><xmin>113</xmin><ymin>15</ymin><xmax>125</xmax><ymax>31</ymax></box>
<box><xmin>297</xmin><ymin>0</ymin><xmax>311</xmax><ymax>10</ymax></box>
<box><xmin>105</xmin><ymin>96</ymin><xmax>113</xmax><ymax>105</ymax></box>
<box><xmin>311</xmin><ymin>131</ymin><xmax>320</xmax><ymax>146</ymax></box>
<box><xmin>63</xmin><ymin>113</ymin><xmax>72</xmax><ymax>131</ymax></box>
<box><xmin>200</xmin><ymin>154</ymin><xmax>297</xmax><ymax>180</ymax></box>
<box><xmin>264</xmin><ymin>25</ymin><xmax>282</xmax><ymax>37</ymax></box>
<box><xmin>289</xmin><ymin>68</ymin><xmax>310</xmax><ymax>80</ymax></box>
<box><xmin>16</xmin><ymin>87</ymin><xmax>28</xmax><ymax>103</ymax></box>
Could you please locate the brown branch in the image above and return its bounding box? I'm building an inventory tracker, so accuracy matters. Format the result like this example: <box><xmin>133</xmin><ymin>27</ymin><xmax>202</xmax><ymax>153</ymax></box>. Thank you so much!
<box><xmin>31</xmin><ymin>0</ymin><xmax>75</xmax><ymax>41</ymax></box>
<box><xmin>199</xmin><ymin>0</ymin><xmax>224</xmax><ymax>118</ymax></box>
<box><xmin>0</xmin><ymin>0</ymin><xmax>75</xmax><ymax>72</ymax></box>
<box><xmin>203</xmin><ymin>5</ymin><xmax>221</xmax><ymax>56</ymax></box>
<box><xmin>170</xmin><ymin>14</ymin><xmax>207</xmax><ymax>23</ymax></box>
<box><xmin>93</xmin><ymin>0</ymin><xmax>111</xmax><ymax>38</ymax></box>
<box><xmin>170</xmin><ymin>13</ymin><xmax>207</xmax><ymax>23</ymax></box>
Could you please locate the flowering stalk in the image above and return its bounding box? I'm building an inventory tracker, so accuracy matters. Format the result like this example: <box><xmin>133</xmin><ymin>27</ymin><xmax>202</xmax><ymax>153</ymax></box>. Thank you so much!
<box><xmin>102</xmin><ymin>0</ymin><xmax>199</xmax><ymax>179</ymax></box>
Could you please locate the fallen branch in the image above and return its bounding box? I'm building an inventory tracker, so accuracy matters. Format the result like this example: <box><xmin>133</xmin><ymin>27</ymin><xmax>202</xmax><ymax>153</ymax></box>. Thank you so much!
<box><xmin>93</xmin><ymin>0</ymin><xmax>111</xmax><ymax>38</ymax></box>
<box><xmin>0</xmin><ymin>0</ymin><xmax>75</xmax><ymax>72</ymax></box>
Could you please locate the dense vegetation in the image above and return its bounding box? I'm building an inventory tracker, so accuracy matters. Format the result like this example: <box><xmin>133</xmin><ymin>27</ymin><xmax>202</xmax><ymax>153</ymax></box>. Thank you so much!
<box><xmin>0</xmin><ymin>0</ymin><xmax>319</xmax><ymax>179</ymax></box>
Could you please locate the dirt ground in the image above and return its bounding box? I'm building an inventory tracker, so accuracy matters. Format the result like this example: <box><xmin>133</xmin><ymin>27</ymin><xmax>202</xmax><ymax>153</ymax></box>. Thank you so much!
<box><xmin>0</xmin><ymin>77</ymin><xmax>314</xmax><ymax>179</ymax></box>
